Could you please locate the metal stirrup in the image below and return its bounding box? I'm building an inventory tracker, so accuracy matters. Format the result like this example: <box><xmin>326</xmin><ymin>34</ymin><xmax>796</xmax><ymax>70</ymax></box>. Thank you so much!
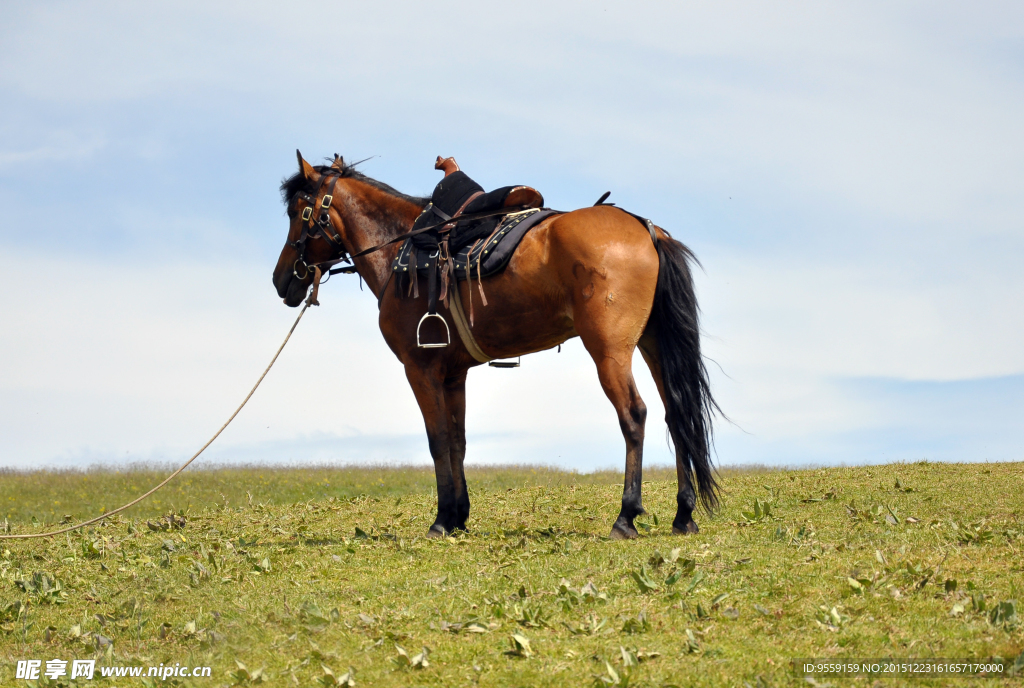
<box><xmin>416</xmin><ymin>312</ymin><xmax>450</xmax><ymax>348</ymax></box>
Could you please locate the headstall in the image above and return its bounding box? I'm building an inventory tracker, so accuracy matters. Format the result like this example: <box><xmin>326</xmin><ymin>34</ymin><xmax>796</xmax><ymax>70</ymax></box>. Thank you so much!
<box><xmin>287</xmin><ymin>174</ymin><xmax>357</xmax><ymax>282</ymax></box>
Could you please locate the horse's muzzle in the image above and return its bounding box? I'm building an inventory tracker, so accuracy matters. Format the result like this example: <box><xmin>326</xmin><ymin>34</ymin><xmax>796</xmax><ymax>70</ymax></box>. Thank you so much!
<box><xmin>273</xmin><ymin>267</ymin><xmax>308</xmax><ymax>307</ymax></box>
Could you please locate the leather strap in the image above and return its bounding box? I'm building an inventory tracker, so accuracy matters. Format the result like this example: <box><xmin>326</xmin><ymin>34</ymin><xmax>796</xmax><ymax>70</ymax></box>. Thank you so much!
<box><xmin>307</xmin><ymin>266</ymin><xmax>323</xmax><ymax>306</ymax></box>
<box><xmin>314</xmin><ymin>177</ymin><xmax>346</xmax><ymax>250</ymax></box>
<box><xmin>332</xmin><ymin>204</ymin><xmax>534</xmax><ymax>264</ymax></box>
<box><xmin>448</xmin><ymin>191</ymin><xmax>484</xmax><ymax>226</ymax></box>
<box><xmin>427</xmin><ymin>253</ymin><xmax>439</xmax><ymax>315</ymax></box>
<box><xmin>310</xmin><ymin>175</ymin><xmax>335</xmax><ymax>228</ymax></box>
<box><xmin>447</xmin><ymin>282</ymin><xmax>492</xmax><ymax>363</ymax></box>
<box><xmin>438</xmin><ymin>191</ymin><xmax>483</xmax><ymax>307</ymax></box>
<box><xmin>376</xmin><ymin>270</ymin><xmax>393</xmax><ymax>310</ymax></box>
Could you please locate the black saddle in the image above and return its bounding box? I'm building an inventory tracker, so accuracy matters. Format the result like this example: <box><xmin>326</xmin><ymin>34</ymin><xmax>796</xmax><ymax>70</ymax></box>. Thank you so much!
<box><xmin>392</xmin><ymin>168</ymin><xmax>555</xmax><ymax>294</ymax></box>
<box><xmin>409</xmin><ymin>170</ymin><xmax>545</xmax><ymax>253</ymax></box>
<box><xmin>392</xmin><ymin>207</ymin><xmax>558</xmax><ymax>283</ymax></box>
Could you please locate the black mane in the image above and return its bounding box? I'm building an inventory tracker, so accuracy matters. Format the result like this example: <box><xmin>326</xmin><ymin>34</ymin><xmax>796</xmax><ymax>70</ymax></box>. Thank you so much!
<box><xmin>280</xmin><ymin>159</ymin><xmax>428</xmax><ymax>208</ymax></box>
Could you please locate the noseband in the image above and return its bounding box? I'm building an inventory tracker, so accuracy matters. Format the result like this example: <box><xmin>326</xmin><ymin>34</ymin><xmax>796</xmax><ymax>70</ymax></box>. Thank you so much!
<box><xmin>287</xmin><ymin>174</ymin><xmax>355</xmax><ymax>280</ymax></box>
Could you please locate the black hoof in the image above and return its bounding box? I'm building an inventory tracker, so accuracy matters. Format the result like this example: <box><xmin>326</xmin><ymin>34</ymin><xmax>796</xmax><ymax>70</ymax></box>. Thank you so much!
<box><xmin>672</xmin><ymin>520</ymin><xmax>699</xmax><ymax>535</ymax></box>
<box><xmin>610</xmin><ymin>515</ymin><xmax>640</xmax><ymax>540</ymax></box>
<box><xmin>426</xmin><ymin>524</ymin><xmax>449</xmax><ymax>539</ymax></box>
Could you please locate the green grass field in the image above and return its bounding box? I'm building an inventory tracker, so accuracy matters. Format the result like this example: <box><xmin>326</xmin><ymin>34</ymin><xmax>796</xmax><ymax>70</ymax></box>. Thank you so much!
<box><xmin>1</xmin><ymin>461</ymin><xmax>1022</xmax><ymax>687</ymax></box>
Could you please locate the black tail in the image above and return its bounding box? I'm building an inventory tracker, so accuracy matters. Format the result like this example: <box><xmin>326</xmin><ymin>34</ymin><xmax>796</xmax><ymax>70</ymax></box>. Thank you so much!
<box><xmin>650</xmin><ymin>236</ymin><xmax>721</xmax><ymax>514</ymax></box>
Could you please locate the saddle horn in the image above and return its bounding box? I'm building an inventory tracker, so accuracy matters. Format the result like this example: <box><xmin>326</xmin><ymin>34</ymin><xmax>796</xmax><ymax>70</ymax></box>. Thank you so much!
<box><xmin>434</xmin><ymin>156</ymin><xmax>460</xmax><ymax>177</ymax></box>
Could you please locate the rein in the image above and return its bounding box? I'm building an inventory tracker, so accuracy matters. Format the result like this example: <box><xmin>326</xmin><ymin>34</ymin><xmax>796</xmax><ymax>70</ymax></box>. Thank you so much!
<box><xmin>345</xmin><ymin>205</ymin><xmax>527</xmax><ymax>261</ymax></box>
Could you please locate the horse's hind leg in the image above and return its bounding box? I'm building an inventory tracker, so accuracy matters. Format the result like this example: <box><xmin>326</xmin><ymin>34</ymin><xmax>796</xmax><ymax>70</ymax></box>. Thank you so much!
<box><xmin>443</xmin><ymin>372</ymin><xmax>471</xmax><ymax>530</ymax></box>
<box><xmin>597</xmin><ymin>354</ymin><xmax>648</xmax><ymax>539</ymax></box>
<box><xmin>638</xmin><ymin>333</ymin><xmax>699</xmax><ymax>534</ymax></box>
<box><xmin>567</xmin><ymin>251</ymin><xmax>655</xmax><ymax>539</ymax></box>
<box><xmin>577</xmin><ymin>331</ymin><xmax>648</xmax><ymax>539</ymax></box>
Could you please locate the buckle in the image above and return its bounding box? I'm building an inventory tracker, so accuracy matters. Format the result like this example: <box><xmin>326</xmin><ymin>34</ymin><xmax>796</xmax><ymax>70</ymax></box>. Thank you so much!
<box><xmin>301</xmin><ymin>207</ymin><xmax>313</xmax><ymax>221</ymax></box>
<box><xmin>321</xmin><ymin>194</ymin><xmax>332</xmax><ymax>209</ymax></box>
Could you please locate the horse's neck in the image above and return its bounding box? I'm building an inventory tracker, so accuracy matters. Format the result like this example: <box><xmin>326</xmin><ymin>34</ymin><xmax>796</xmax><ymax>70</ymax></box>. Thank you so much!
<box><xmin>339</xmin><ymin>183</ymin><xmax>423</xmax><ymax>298</ymax></box>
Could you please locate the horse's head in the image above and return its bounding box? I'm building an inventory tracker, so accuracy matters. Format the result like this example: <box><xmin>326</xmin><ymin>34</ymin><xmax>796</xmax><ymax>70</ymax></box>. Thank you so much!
<box><xmin>273</xmin><ymin>151</ymin><xmax>350</xmax><ymax>307</ymax></box>
<box><xmin>274</xmin><ymin>152</ymin><xmax>429</xmax><ymax>306</ymax></box>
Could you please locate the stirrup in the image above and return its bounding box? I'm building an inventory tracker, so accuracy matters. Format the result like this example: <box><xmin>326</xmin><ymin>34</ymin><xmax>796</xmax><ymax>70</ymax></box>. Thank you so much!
<box><xmin>416</xmin><ymin>312</ymin><xmax>450</xmax><ymax>348</ymax></box>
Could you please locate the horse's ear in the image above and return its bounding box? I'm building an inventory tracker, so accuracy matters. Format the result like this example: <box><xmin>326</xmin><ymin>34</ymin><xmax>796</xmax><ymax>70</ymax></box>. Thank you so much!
<box><xmin>331</xmin><ymin>154</ymin><xmax>344</xmax><ymax>171</ymax></box>
<box><xmin>296</xmin><ymin>149</ymin><xmax>317</xmax><ymax>181</ymax></box>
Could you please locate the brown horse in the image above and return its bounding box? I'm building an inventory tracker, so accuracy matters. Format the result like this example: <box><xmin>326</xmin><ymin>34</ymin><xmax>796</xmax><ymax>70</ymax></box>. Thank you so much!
<box><xmin>273</xmin><ymin>153</ymin><xmax>719</xmax><ymax>539</ymax></box>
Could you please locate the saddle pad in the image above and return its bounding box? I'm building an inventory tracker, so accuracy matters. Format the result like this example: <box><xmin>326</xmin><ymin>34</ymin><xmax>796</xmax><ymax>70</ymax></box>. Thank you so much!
<box><xmin>391</xmin><ymin>208</ymin><xmax>559</xmax><ymax>281</ymax></box>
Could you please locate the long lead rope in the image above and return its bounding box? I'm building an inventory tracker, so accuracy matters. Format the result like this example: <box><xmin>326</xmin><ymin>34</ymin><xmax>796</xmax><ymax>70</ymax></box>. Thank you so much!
<box><xmin>1</xmin><ymin>300</ymin><xmax>311</xmax><ymax>540</ymax></box>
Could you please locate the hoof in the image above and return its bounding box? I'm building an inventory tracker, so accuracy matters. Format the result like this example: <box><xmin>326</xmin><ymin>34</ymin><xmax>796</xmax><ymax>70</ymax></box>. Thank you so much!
<box><xmin>426</xmin><ymin>525</ymin><xmax>448</xmax><ymax>539</ymax></box>
<box><xmin>672</xmin><ymin>521</ymin><xmax>699</xmax><ymax>535</ymax></box>
<box><xmin>610</xmin><ymin>524</ymin><xmax>639</xmax><ymax>540</ymax></box>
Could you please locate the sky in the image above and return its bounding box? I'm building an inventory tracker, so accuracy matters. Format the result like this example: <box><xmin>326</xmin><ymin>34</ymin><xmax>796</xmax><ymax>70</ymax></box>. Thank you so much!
<box><xmin>1</xmin><ymin>2</ymin><xmax>1022</xmax><ymax>473</ymax></box>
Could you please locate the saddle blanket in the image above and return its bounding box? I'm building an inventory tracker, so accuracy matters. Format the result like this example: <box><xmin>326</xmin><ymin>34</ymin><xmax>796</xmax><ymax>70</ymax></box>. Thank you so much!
<box><xmin>391</xmin><ymin>208</ymin><xmax>559</xmax><ymax>281</ymax></box>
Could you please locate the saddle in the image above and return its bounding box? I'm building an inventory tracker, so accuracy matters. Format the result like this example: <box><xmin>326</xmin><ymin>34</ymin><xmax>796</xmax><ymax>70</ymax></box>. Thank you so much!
<box><xmin>408</xmin><ymin>157</ymin><xmax>545</xmax><ymax>253</ymax></box>
<box><xmin>393</xmin><ymin>207</ymin><xmax>557</xmax><ymax>281</ymax></box>
<box><xmin>392</xmin><ymin>157</ymin><xmax>558</xmax><ymax>348</ymax></box>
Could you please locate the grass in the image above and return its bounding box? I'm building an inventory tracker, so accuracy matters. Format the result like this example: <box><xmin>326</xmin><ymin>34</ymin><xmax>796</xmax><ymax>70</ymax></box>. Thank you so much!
<box><xmin>1</xmin><ymin>461</ymin><xmax>1022</xmax><ymax>687</ymax></box>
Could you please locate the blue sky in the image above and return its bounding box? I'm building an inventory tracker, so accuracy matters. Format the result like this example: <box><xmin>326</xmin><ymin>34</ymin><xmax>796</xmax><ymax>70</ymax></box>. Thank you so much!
<box><xmin>1</xmin><ymin>2</ymin><xmax>1022</xmax><ymax>471</ymax></box>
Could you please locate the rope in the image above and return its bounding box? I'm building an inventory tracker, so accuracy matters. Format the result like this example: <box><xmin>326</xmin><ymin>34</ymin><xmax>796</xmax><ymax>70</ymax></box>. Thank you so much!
<box><xmin>1</xmin><ymin>301</ymin><xmax>311</xmax><ymax>540</ymax></box>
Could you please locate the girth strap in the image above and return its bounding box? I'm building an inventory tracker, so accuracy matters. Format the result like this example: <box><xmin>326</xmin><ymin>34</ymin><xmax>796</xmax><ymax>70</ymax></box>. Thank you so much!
<box><xmin>448</xmin><ymin>283</ymin><xmax>492</xmax><ymax>363</ymax></box>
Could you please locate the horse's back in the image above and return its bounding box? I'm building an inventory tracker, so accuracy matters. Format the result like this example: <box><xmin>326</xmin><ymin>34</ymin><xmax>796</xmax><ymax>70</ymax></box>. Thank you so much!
<box><xmin>510</xmin><ymin>205</ymin><xmax>660</xmax><ymax>305</ymax></box>
<box><xmin>466</xmin><ymin>206</ymin><xmax>659</xmax><ymax>355</ymax></box>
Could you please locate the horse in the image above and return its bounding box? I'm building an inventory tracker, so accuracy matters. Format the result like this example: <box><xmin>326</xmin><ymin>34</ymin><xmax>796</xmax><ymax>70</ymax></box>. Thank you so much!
<box><xmin>272</xmin><ymin>152</ymin><xmax>720</xmax><ymax>539</ymax></box>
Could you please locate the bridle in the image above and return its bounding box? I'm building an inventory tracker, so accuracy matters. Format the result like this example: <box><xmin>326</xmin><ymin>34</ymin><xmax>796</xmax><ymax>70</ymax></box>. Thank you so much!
<box><xmin>287</xmin><ymin>173</ymin><xmax>357</xmax><ymax>281</ymax></box>
<box><xmin>285</xmin><ymin>172</ymin><xmax>539</xmax><ymax>305</ymax></box>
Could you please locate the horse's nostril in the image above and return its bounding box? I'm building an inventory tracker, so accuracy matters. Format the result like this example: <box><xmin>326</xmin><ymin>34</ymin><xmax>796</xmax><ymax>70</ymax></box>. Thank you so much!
<box><xmin>273</xmin><ymin>267</ymin><xmax>292</xmax><ymax>299</ymax></box>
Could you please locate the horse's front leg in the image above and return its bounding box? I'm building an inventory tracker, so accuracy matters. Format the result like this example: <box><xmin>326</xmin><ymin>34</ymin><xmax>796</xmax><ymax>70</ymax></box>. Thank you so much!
<box><xmin>405</xmin><ymin>364</ymin><xmax>460</xmax><ymax>537</ymax></box>
<box><xmin>444</xmin><ymin>371</ymin><xmax>471</xmax><ymax>530</ymax></box>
